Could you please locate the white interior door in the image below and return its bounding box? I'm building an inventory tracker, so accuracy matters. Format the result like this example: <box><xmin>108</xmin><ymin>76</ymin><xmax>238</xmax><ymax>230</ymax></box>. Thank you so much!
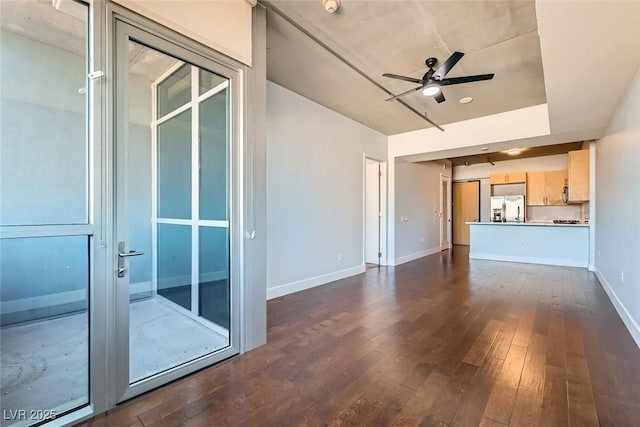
<box><xmin>113</xmin><ymin>19</ymin><xmax>240</xmax><ymax>402</ymax></box>
<box><xmin>440</xmin><ymin>174</ymin><xmax>451</xmax><ymax>250</ymax></box>
<box><xmin>365</xmin><ymin>159</ymin><xmax>381</xmax><ymax>264</ymax></box>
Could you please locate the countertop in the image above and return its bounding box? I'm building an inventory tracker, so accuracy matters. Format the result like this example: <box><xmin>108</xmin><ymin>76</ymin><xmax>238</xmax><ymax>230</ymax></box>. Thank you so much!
<box><xmin>466</xmin><ymin>221</ymin><xmax>589</xmax><ymax>227</ymax></box>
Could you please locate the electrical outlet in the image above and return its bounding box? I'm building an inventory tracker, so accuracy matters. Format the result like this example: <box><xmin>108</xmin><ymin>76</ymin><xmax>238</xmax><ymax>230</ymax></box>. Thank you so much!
<box><xmin>598</xmin><ymin>249</ymin><xmax>601</xmax><ymax>257</ymax></box>
<box><xmin>421</xmin><ymin>236</ymin><xmax>424</xmax><ymax>243</ymax></box>
<box><xmin>337</xmin><ymin>252</ymin><xmax>342</xmax><ymax>262</ymax></box>
<box><xmin>620</xmin><ymin>271</ymin><xmax>624</xmax><ymax>283</ymax></box>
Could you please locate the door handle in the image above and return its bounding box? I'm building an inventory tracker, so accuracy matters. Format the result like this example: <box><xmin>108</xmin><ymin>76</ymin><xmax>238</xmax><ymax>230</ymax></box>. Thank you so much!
<box><xmin>118</xmin><ymin>250</ymin><xmax>145</xmax><ymax>257</ymax></box>
<box><xmin>118</xmin><ymin>241</ymin><xmax>144</xmax><ymax>278</ymax></box>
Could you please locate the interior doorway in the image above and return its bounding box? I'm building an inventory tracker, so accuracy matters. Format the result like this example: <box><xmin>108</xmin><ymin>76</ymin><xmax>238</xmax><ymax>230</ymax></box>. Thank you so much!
<box><xmin>364</xmin><ymin>157</ymin><xmax>386</xmax><ymax>267</ymax></box>
<box><xmin>452</xmin><ymin>181</ymin><xmax>480</xmax><ymax>245</ymax></box>
<box><xmin>440</xmin><ymin>174</ymin><xmax>452</xmax><ymax>250</ymax></box>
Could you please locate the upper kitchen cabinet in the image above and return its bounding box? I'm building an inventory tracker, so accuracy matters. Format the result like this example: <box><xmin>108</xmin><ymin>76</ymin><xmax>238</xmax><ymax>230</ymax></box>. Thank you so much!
<box><xmin>546</xmin><ymin>170</ymin><xmax>568</xmax><ymax>205</ymax></box>
<box><xmin>527</xmin><ymin>170</ymin><xmax>568</xmax><ymax>206</ymax></box>
<box><xmin>526</xmin><ymin>172</ymin><xmax>546</xmax><ymax>205</ymax></box>
<box><xmin>568</xmin><ymin>149</ymin><xmax>590</xmax><ymax>202</ymax></box>
<box><xmin>489</xmin><ymin>171</ymin><xmax>526</xmax><ymax>185</ymax></box>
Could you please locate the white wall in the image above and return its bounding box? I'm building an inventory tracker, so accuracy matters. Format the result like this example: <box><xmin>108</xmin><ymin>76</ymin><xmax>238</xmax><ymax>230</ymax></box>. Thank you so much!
<box><xmin>594</xmin><ymin>67</ymin><xmax>640</xmax><ymax>347</ymax></box>
<box><xmin>452</xmin><ymin>154</ymin><xmax>583</xmax><ymax>221</ymax></box>
<box><xmin>394</xmin><ymin>160</ymin><xmax>448</xmax><ymax>264</ymax></box>
<box><xmin>114</xmin><ymin>0</ymin><xmax>252</xmax><ymax>65</ymax></box>
<box><xmin>266</xmin><ymin>82</ymin><xmax>387</xmax><ymax>299</ymax></box>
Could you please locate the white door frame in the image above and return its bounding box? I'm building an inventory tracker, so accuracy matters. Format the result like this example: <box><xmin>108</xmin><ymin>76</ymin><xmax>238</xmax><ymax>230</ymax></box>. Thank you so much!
<box><xmin>440</xmin><ymin>173</ymin><xmax>452</xmax><ymax>250</ymax></box>
<box><xmin>362</xmin><ymin>154</ymin><xmax>387</xmax><ymax>266</ymax></box>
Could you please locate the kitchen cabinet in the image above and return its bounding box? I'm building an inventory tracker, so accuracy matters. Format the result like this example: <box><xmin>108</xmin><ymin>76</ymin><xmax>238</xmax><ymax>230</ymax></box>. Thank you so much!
<box><xmin>545</xmin><ymin>170</ymin><xmax>568</xmax><ymax>205</ymax></box>
<box><xmin>489</xmin><ymin>171</ymin><xmax>526</xmax><ymax>185</ymax></box>
<box><xmin>527</xmin><ymin>172</ymin><xmax>546</xmax><ymax>205</ymax></box>
<box><xmin>568</xmin><ymin>149</ymin><xmax>590</xmax><ymax>202</ymax></box>
<box><xmin>527</xmin><ymin>170</ymin><xmax>568</xmax><ymax>206</ymax></box>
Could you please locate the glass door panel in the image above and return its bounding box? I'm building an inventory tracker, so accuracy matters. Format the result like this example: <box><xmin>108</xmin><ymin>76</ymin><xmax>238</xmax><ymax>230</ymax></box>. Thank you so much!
<box><xmin>198</xmin><ymin>226</ymin><xmax>229</xmax><ymax>329</ymax></box>
<box><xmin>199</xmin><ymin>68</ymin><xmax>226</xmax><ymax>95</ymax></box>
<box><xmin>0</xmin><ymin>1</ymin><xmax>91</xmax><ymax>425</ymax></box>
<box><xmin>157</xmin><ymin>110</ymin><xmax>192</xmax><ymax>219</ymax></box>
<box><xmin>157</xmin><ymin>223</ymin><xmax>192</xmax><ymax>310</ymax></box>
<box><xmin>199</xmin><ymin>89</ymin><xmax>229</xmax><ymax>221</ymax></box>
<box><xmin>0</xmin><ymin>237</ymin><xmax>89</xmax><ymax>424</ymax></box>
<box><xmin>118</xmin><ymin>36</ymin><xmax>234</xmax><ymax>393</ymax></box>
<box><xmin>156</xmin><ymin>63</ymin><xmax>191</xmax><ymax>117</ymax></box>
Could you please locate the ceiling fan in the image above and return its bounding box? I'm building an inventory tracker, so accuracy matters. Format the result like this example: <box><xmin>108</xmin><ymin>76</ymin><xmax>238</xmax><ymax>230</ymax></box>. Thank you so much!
<box><xmin>382</xmin><ymin>51</ymin><xmax>494</xmax><ymax>103</ymax></box>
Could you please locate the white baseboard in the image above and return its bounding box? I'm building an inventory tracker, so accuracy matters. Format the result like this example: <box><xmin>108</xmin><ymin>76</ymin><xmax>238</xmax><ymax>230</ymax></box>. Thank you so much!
<box><xmin>1</xmin><ymin>271</ymin><xmax>228</xmax><ymax>314</ymax></box>
<box><xmin>394</xmin><ymin>246</ymin><xmax>442</xmax><ymax>266</ymax></box>
<box><xmin>267</xmin><ymin>265</ymin><xmax>366</xmax><ymax>300</ymax></box>
<box><xmin>158</xmin><ymin>271</ymin><xmax>228</xmax><ymax>289</ymax></box>
<box><xmin>1</xmin><ymin>289</ymin><xmax>87</xmax><ymax>314</ymax></box>
<box><xmin>594</xmin><ymin>268</ymin><xmax>640</xmax><ymax>349</ymax></box>
<box><xmin>469</xmin><ymin>252</ymin><xmax>588</xmax><ymax>268</ymax></box>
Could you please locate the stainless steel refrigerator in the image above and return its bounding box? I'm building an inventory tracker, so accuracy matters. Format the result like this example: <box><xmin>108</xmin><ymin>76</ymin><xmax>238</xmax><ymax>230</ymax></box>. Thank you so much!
<box><xmin>490</xmin><ymin>195</ymin><xmax>525</xmax><ymax>223</ymax></box>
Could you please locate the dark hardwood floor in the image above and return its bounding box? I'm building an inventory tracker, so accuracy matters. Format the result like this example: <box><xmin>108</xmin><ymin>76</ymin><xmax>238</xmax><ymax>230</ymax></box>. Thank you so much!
<box><xmin>83</xmin><ymin>247</ymin><xmax>640</xmax><ymax>426</ymax></box>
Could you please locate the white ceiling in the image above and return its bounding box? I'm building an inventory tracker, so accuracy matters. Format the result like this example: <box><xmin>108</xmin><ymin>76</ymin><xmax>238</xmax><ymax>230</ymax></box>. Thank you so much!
<box><xmin>265</xmin><ymin>0</ymin><xmax>640</xmax><ymax>151</ymax></box>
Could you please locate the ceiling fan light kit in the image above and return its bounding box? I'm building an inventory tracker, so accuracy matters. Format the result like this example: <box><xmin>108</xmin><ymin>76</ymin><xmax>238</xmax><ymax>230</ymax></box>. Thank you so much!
<box><xmin>382</xmin><ymin>51</ymin><xmax>494</xmax><ymax>104</ymax></box>
<box><xmin>422</xmin><ymin>86</ymin><xmax>440</xmax><ymax>96</ymax></box>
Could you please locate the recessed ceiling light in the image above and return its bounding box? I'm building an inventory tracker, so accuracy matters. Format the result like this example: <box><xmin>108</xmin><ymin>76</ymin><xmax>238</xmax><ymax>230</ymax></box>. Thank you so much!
<box><xmin>459</xmin><ymin>97</ymin><xmax>473</xmax><ymax>104</ymax></box>
<box><xmin>506</xmin><ymin>148</ymin><xmax>522</xmax><ymax>156</ymax></box>
<box><xmin>480</xmin><ymin>147</ymin><xmax>489</xmax><ymax>151</ymax></box>
<box><xmin>422</xmin><ymin>86</ymin><xmax>440</xmax><ymax>96</ymax></box>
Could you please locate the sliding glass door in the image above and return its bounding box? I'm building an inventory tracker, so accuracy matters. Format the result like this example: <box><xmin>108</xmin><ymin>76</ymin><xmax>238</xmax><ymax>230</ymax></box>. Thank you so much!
<box><xmin>113</xmin><ymin>20</ymin><xmax>239</xmax><ymax>401</ymax></box>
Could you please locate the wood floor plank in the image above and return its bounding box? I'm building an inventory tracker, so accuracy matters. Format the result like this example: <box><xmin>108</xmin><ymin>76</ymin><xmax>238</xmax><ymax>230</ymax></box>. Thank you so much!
<box><xmin>76</xmin><ymin>247</ymin><xmax>640</xmax><ymax>427</ymax></box>
<box><xmin>509</xmin><ymin>388</ymin><xmax>543</xmax><ymax>427</ymax></box>
<box><xmin>479</xmin><ymin>416</ymin><xmax>508</xmax><ymax>427</ymax></box>
<box><xmin>390</xmin><ymin>371</ymin><xmax>449</xmax><ymax>426</ymax></box>
<box><xmin>567</xmin><ymin>353</ymin><xmax>599</xmax><ymax>427</ymax></box>
<box><xmin>451</xmin><ymin>356</ymin><xmax>504</xmax><ymax>427</ymax></box>
<box><xmin>419</xmin><ymin>362</ymin><xmax>478</xmax><ymax>426</ymax></box>
<box><xmin>519</xmin><ymin>333</ymin><xmax>547</xmax><ymax>393</ymax></box>
<box><xmin>592</xmin><ymin>392</ymin><xmax>640</xmax><ymax>427</ymax></box>
<box><xmin>463</xmin><ymin>319</ymin><xmax>503</xmax><ymax>367</ymax></box>
<box><xmin>541</xmin><ymin>364</ymin><xmax>569</xmax><ymax>426</ymax></box>
<box><xmin>483</xmin><ymin>344</ymin><xmax>527</xmax><ymax>424</ymax></box>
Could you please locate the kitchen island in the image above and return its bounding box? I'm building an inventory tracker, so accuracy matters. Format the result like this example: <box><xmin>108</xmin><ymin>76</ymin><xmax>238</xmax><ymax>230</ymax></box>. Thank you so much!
<box><xmin>467</xmin><ymin>222</ymin><xmax>589</xmax><ymax>268</ymax></box>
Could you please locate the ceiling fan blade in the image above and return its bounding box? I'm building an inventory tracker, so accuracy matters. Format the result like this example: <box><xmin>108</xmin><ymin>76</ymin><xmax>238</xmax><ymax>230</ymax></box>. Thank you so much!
<box><xmin>382</xmin><ymin>73</ymin><xmax>424</xmax><ymax>84</ymax></box>
<box><xmin>433</xmin><ymin>51</ymin><xmax>464</xmax><ymax>80</ymax></box>
<box><xmin>439</xmin><ymin>74</ymin><xmax>494</xmax><ymax>86</ymax></box>
<box><xmin>385</xmin><ymin>85</ymin><xmax>424</xmax><ymax>101</ymax></box>
<box><xmin>434</xmin><ymin>91</ymin><xmax>446</xmax><ymax>103</ymax></box>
